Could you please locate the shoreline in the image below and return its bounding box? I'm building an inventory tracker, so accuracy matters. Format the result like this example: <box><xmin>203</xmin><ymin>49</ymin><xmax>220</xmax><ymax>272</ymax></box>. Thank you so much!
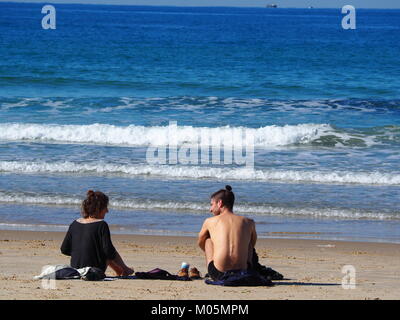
<box><xmin>1</xmin><ymin>230</ymin><xmax>399</xmax><ymax>299</ymax></box>
<box><xmin>1</xmin><ymin>229</ymin><xmax>400</xmax><ymax>247</ymax></box>
<box><xmin>1</xmin><ymin>226</ymin><xmax>399</xmax><ymax>245</ymax></box>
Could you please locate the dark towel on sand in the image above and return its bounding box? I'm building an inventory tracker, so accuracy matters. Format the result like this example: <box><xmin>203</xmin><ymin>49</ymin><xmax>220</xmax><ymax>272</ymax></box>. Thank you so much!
<box><xmin>54</xmin><ymin>267</ymin><xmax>80</xmax><ymax>279</ymax></box>
<box><xmin>135</xmin><ymin>268</ymin><xmax>191</xmax><ymax>281</ymax></box>
<box><xmin>252</xmin><ymin>248</ymin><xmax>284</xmax><ymax>280</ymax></box>
<box><xmin>205</xmin><ymin>269</ymin><xmax>273</xmax><ymax>287</ymax></box>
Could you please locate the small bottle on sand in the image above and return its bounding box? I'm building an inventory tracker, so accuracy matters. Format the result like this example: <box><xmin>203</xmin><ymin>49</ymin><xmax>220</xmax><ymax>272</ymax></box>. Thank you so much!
<box><xmin>177</xmin><ymin>262</ymin><xmax>190</xmax><ymax>277</ymax></box>
<box><xmin>181</xmin><ymin>262</ymin><xmax>190</xmax><ymax>270</ymax></box>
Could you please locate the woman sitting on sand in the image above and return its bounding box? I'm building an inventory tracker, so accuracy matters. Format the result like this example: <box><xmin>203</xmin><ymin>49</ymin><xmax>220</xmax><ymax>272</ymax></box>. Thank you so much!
<box><xmin>61</xmin><ymin>190</ymin><xmax>134</xmax><ymax>276</ymax></box>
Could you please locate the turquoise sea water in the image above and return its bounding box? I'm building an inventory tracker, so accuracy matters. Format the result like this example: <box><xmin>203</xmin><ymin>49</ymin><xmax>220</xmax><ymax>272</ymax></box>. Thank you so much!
<box><xmin>0</xmin><ymin>3</ymin><xmax>399</xmax><ymax>243</ymax></box>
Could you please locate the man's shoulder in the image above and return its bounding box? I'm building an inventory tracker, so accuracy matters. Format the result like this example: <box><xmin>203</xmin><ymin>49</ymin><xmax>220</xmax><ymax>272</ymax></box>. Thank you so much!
<box><xmin>233</xmin><ymin>214</ymin><xmax>254</xmax><ymax>223</ymax></box>
<box><xmin>203</xmin><ymin>215</ymin><xmax>222</xmax><ymax>229</ymax></box>
<box><xmin>240</xmin><ymin>215</ymin><xmax>256</xmax><ymax>227</ymax></box>
<box><xmin>205</xmin><ymin>216</ymin><xmax>219</xmax><ymax>224</ymax></box>
<box><xmin>245</xmin><ymin>216</ymin><xmax>255</xmax><ymax>223</ymax></box>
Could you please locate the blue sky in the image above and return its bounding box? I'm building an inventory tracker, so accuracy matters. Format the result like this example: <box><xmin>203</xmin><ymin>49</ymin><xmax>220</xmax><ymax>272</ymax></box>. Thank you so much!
<box><xmin>1</xmin><ymin>0</ymin><xmax>399</xmax><ymax>9</ymax></box>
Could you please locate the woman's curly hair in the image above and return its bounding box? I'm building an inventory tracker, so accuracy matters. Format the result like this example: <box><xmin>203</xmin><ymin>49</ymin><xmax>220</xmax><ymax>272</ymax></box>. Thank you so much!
<box><xmin>81</xmin><ymin>190</ymin><xmax>109</xmax><ymax>218</ymax></box>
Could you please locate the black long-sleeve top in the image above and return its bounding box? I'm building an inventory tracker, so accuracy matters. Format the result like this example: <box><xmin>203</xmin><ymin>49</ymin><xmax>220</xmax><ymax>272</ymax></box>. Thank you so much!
<box><xmin>61</xmin><ymin>220</ymin><xmax>117</xmax><ymax>272</ymax></box>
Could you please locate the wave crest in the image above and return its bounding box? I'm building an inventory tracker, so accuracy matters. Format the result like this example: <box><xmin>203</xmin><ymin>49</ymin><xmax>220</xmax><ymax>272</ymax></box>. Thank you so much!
<box><xmin>0</xmin><ymin>191</ymin><xmax>395</xmax><ymax>220</ymax></box>
<box><xmin>0</xmin><ymin>160</ymin><xmax>399</xmax><ymax>185</ymax></box>
<box><xmin>0</xmin><ymin>122</ymin><xmax>336</xmax><ymax>147</ymax></box>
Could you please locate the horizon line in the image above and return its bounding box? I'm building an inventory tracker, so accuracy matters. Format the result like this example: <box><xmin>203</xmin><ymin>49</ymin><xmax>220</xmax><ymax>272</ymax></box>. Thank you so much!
<box><xmin>1</xmin><ymin>1</ymin><xmax>399</xmax><ymax>10</ymax></box>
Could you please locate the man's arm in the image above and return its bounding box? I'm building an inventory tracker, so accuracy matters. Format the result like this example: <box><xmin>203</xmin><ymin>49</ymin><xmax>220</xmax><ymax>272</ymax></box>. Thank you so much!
<box><xmin>198</xmin><ymin>218</ymin><xmax>210</xmax><ymax>251</ymax></box>
<box><xmin>247</xmin><ymin>219</ymin><xmax>257</xmax><ymax>266</ymax></box>
<box><xmin>250</xmin><ymin>219</ymin><xmax>257</xmax><ymax>249</ymax></box>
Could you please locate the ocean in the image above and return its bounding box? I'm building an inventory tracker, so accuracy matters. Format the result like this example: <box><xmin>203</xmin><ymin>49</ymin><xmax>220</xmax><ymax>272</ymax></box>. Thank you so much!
<box><xmin>0</xmin><ymin>2</ymin><xmax>399</xmax><ymax>243</ymax></box>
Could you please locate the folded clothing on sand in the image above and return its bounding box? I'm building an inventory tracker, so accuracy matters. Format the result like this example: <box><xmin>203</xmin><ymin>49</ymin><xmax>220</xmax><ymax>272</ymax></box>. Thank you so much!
<box><xmin>256</xmin><ymin>265</ymin><xmax>284</xmax><ymax>281</ymax></box>
<box><xmin>252</xmin><ymin>248</ymin><xmax>284</xmax><ymax>280</ymax></box>
<box><xmin>135</xmin><ymin>268</ymin><xmax>191</xmax><ymax>281</ymax></box>
<box><xmin>34</xmin><ymin>264</ymin><xmax>106</xmax><ymax>281</ymax></box>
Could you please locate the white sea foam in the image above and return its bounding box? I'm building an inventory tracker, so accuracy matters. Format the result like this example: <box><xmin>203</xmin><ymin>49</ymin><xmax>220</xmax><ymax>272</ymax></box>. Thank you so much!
<box><xmin>0</xmin><ymin>122</ymin><xmax>335</xmax><ymax>147</ymax></box>
<box><xmin>0</xmin><ymin>160</ymin><xmax>399</xmax><ymax>185</ymax></box>
<box><xmin>0</xmin><ymin>191</ymin><xmax>396</xmax><ymax>220</ymax></box>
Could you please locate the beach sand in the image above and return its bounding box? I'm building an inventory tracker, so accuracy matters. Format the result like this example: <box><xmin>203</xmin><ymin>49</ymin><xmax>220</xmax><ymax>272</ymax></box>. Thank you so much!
<box><xmin>0</xmin><ymin>230</ymin><xmax>399</xmax><ymax>300</ymax></box>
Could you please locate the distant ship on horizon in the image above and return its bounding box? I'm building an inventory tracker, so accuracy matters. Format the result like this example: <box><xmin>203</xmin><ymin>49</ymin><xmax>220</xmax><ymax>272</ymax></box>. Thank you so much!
<box><xmin>266</xmin><ymin>4</ymin><xmax>278</xmax><ymax>8</ymax></box>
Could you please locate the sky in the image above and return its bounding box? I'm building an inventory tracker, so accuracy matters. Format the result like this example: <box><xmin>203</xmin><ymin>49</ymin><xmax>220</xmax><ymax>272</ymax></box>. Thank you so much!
<box><xmin>0</xmin><ymin>0</ymin><xmax>399</xmax><ymax>9</ymax></box>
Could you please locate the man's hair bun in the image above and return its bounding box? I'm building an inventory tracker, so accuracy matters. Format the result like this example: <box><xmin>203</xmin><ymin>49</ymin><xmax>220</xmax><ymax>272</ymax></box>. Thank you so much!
<box><xmin>225</xmin><ymin>185</ymin><xmax>232</xmax><ymax>192</ymax></box>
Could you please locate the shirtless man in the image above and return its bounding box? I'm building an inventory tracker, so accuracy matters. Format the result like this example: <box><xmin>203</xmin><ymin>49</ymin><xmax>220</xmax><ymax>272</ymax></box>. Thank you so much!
<box><xmin>198</xmin><ymin>185</ymin><xmax>257</xmax><ymax>280</ymax></box>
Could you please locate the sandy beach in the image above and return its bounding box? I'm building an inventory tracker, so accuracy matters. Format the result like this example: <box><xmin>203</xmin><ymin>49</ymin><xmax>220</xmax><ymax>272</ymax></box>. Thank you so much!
<box><xmin>0</xmin><ymin>230</ymin><xmax>399</xmax><ymax>300</ymax></box>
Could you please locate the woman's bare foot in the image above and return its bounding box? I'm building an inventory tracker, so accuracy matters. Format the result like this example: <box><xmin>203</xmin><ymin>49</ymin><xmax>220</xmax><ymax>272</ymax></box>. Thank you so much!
<box><xmin>107</xmin><ymin>260</ymin><xmax>125</xmax><ymax>276</ymax></box>
<box><xmin>121</xmin><ymin>267</ymin><xmax>134</xmax><ymax>276</ymax></box>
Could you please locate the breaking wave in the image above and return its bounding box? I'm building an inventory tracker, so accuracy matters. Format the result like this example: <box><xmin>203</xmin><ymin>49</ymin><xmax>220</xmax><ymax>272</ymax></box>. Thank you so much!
<box><xmin>0</xmin><ymin>191</ymin><xmax>396</xmax><ymax>220</ymax></box>
<box><xmin>0</xmin><ymin>160</ymin><xmax>399</xmax><ymax>185</ymax></box>
<box><xmin>0</xmin><ymin>122</ymin><xmax>379</xmax><ymax>148</ymax></box>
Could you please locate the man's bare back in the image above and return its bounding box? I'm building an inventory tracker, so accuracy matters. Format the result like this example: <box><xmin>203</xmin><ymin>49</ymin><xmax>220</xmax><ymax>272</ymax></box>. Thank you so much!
<box><xmin>206</xmin><ymin>213</ymin><xmax>256</xmax><ymax>271</ymax></box>
<box><xmin>198</xmin><ymin>186</ymin><xmax>257</xmax><ymax>278</ymax></box>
